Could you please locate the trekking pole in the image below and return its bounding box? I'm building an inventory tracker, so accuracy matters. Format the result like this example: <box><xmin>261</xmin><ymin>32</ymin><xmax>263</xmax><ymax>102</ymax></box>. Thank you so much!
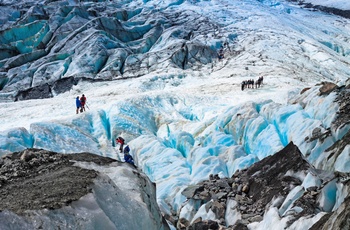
<box><xmin>86</xmin><ymin>103</ymin><xmax>90</xmax><ymax>110</ymax></box>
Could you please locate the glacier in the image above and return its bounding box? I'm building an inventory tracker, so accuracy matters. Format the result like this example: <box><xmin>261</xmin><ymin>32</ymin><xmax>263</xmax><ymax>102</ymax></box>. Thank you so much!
<box><xmin>0</xmin><ymin>0</ymin><xmax>350</xmax><ymax>229</ymax></box>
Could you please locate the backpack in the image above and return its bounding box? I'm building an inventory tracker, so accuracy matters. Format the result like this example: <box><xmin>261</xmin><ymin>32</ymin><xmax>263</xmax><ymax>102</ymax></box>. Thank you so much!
<box><xmin>124</xmin><ymin>145</ymin><xmax>130</xmax><ymax>153</ymax></box>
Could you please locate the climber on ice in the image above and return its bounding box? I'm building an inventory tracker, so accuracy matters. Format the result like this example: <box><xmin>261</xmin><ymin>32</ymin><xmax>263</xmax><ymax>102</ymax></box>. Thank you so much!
<box><xmin>116</xmin><ymin>136</ymin><xmax>125</xmax><ymax>153</ymax></box>
<box><xmin>123</xmin><ymin>145</ymin><xmax>135</xmax><ymax>166</ymax></box>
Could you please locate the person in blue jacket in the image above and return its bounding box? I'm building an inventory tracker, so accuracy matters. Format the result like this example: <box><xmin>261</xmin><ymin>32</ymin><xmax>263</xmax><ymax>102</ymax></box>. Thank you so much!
<box><xmin>123</xmin><ymin>145</ymin><xmax>135</xmax><ymax>166</ymax></box>
<box><xmin>76</xmin><ymin>96</ymin><xmax>82</xmax><ymax>114</ymax></box>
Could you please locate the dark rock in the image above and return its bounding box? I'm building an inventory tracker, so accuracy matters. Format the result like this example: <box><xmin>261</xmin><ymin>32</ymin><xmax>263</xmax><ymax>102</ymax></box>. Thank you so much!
<box><xmin>163</xmin><ymin>213</ymin><xmax>177</xmax><ymax>227</ymax></box>
<box><xmin>242</xmin><ymin>213</ymin><xmax>256</xmax><ymax>219</ymax></box>
<box><xmin>217</xmin><ymin>180</ymin><xmax>230</xmax><ymax>189</ymax></box>
<box><xmin>300</xmin><ymin>87</ymin><xmax>311</xmax><ymax>94</ymax></box>
<box><xmin>307</xmin><ymin>186</ymin><xmax>318</xmax><ymax>192</ymax></box>
<box><xmin>227</xmin><ymin>178</ymin><xmax>234</xmax><ymax>186</ymax></box>
<box><xmin>15</xmin><ymin>83</ymin><xmax>52</xmax><ymax>101</ymax></box>
<box><xmin>219</xmin><ymin>218</ymin><xmax>225</xmax><ymax>225</ymax></box>
<box><xmin>66</xmin><ymin>152</ymin><xmax>117</xmax><ymax>165</ymax></box>
<box><xmin>310</xmin><ymin>196</ymin><xmax>350</xmax><ymax>230</ymax></box>
<box><xmin>177</xmin><ymin>217</ymin><xmax>190</xmax><ymax>229</ymax></box>
<box><xmin>246</xmin><ymin>198</ymin><xmax>254</xmax><ymax>205</ymax></box>
<box><xmin>20</xmin><ymin>150</ymin><xmax>36</xmax><ymax>162</ymax></box>
<box><xmin>214</xmin><ymin>174</ymin><xmax>220</xmax><ymax>180</ymax></box>
<box><xmin>319</xmin><ymin>82</ymin><xmax>337</xmax><ymax>95</ymax></box>
<box><xmin>231</xmin><ymin>221</ymin><xmax>248</xmax><ymax>230</ymax></box>
<box><xmin>232</xmin><ymin>183</ymin><xmax>238</xmax><ymax>192</ymax></box>
<box><xmin>235</xmin><ymin>194</ymin><xmax>245</xmax><ymax>203</ymax></box>
<box><xmin>173</xmin><ymin>142</ymin><xmax>349</xmax><ymax>229</ymax></box>
<box><xmin>181</xmin><ymin>185</ymin><xmax>204</xmax><ymax>199</ymax></box>
<box><xmin>211</xmin><ymin>201</ymin><xmax>225</xmax><ymax>219</ymax></box>
<box><xmin>0</xmin><ymin>148</ymin><xmax>99</xmax><ymax>214</ymax></box>
<box><xmin>247</xmin><ymin>215</ymin><xmax>263</xmax><ymax>223</ymax></box>
<box><xmin>325</xmin><ymin>129</ymin><xmax>350</xmax><ymax>168</ymax></box>
<box><xmin>51</xmin><ymin>76</ymin><xmax>79</xmax><ymax>95</ymax></box>
<box><xmin>228</xmin><ymin>192</ymin><xmax>235</xmax><ymax>197</ymax></box>
<box><xmin>213</xmin><ymin>192</ymin><xmax>227</xmax><ymax>200</ymax></box>
<box><xmin>189</xmin><ymin>219</ymin><xmax>219</xmax><ymax>230</ymax></box>
<box><xmin>198</xmin><ymin>190</ymin><xmax>211</xmax><ymax>201</ymax></box>
<box><xmin>281</xmin><ymin>175</ymin><xmax>302</xmax><ymax>186</ymax></box>
<box><xmin>245</xmin><ymin>142</ymin><xmax>310</xmax><ymax>208</ymax></box>
<box><xmin>309</xmin><ymin>213</ymin><xmax>333</xmax><ymax>230</ymax></box>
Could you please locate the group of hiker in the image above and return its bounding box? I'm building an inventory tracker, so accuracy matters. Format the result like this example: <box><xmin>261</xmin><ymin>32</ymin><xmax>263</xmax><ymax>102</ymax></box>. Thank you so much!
<box><xmin>75</xmin><ymin>94</ymin><xmax>87</xmax><ymax>114</ymax></box>
<box><xmin>116</xmin><ymin>136</ymin><xmax>135</xmax><ymax>166</ymax></box>
<box><xmin>74</xmin><ymin>95</ymin><xmax>135</xmax><ymax>166</ymax></box>
<box><xmin>241</xmin><ymin>76</ymin><xmax>264</xmax><ymax>91</ymax></box>
<box><xmin>215</xmin><ymin>43</ymin><xmax>267</xmax><ymax>91</ymax></box>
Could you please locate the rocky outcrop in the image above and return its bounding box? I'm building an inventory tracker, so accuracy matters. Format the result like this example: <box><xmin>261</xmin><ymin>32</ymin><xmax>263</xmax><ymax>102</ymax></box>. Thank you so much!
<box><xmin>287</xmin><ymin>0</ymin><xmax>350</xmax><ymax>19</ymax></box>
<box><xmin>174</xmin><ymin>142</ymin><xmax>350</xmax><ymax>229</ymax></box>
<box><xmin>318</xmin><ymin>81</ymin><xmax>338</xmax><ymax>96</ymax></box>
<box><xmin>0</xmin><ymin>148</ymin><xmax>170</xmax><ymax>230</ymax></box>
<box><xmin>332</xmin><ymin>82</ymin><xmax>350</xmax><ymax>131</ymax></box>
<box><xmin>310</xmin><ymin>195</ymin><xmax>350</xmax><ymax>230</ymax></box>
<box><xmin>0</xmin><ymin>149</ymin><xmax>98</xmax><ymax>212</ymax></box>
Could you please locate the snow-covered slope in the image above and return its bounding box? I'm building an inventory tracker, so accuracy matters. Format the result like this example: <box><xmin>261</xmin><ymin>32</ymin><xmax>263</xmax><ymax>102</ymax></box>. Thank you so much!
<box><xmin>0</xmin><ymin>0</ymin><xmax>350</xmax><ymax>101</ymax></box>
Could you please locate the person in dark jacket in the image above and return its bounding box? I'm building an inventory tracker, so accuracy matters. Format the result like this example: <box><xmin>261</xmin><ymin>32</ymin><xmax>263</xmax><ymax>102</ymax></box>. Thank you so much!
<box><xmin>123</xmin><ymin>145</ymin><xmax>135</xmax><ymax>166</ymax></box>
<box><xmin>76</xmin><ymin>96</ymin><xmax>81</xmax><ymax>114</ymax></box>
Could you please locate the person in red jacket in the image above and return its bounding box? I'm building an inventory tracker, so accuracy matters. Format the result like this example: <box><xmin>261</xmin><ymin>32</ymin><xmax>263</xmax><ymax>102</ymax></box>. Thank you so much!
<box><xmin>80</xmin><ymin>94</ymin><xmax>86</xmax><ymax>112</ymax></box>
<box><xmin>116</xmin><ymin>136</ymin><xmax>125</xmax><ymax>153</ymax></box>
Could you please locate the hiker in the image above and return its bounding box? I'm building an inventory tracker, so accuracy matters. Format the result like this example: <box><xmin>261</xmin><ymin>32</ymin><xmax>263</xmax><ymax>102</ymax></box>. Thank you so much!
<box><xmin>123</xmin><ymin>145</ymin><xmax>135</xmax><ymax>166</ymax></box>
<box><xmin>116</xmin><ymin>136</ymin><xmax>125</xmax><ymax>153</ymax></box>
<box><xmin>224</xmin><ymin>41</ymin><xmax>231</xmax><ymax>52</ymax></box>
<box><xmin>218</xmin><ymin>46</ymin><xmax>224</xmax><ymax>60</ymax></box>
<box><xmin>76</xmin><ymin>96</ymin><xmax>81</xmax><ymax>114</ymax></box>
<box><xmin>80</xmin><ymin>94</ymin><xmax>86</xmax><ymax>112</ymax></box>
<box><xmin>241</xmin><ymin>80</ymin><xmax>249</xmax><ymax>91</ymax></box>
<box><xmin>256</xmin><ymin>76</ymin><xmax>264</xmax><ymax>88</ymax></box>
